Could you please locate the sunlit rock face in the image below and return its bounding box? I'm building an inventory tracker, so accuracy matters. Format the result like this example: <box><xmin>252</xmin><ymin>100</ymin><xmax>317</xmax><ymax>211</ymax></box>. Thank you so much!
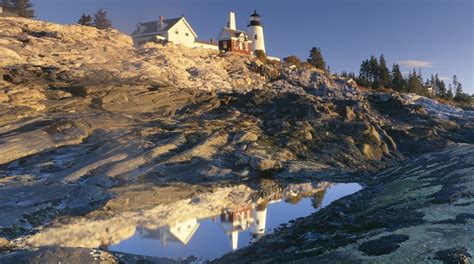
<box><xmin>0</xmin><ymin>17</ymin><xmax>473</xmax><ymax>263</ymax></box>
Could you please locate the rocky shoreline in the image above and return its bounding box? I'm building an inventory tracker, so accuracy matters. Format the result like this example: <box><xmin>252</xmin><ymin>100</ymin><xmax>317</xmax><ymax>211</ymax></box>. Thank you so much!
<box><xmin>0</xmin><ymin>17</ymin><xmax>473</xmax><ymax>263</ymax></box>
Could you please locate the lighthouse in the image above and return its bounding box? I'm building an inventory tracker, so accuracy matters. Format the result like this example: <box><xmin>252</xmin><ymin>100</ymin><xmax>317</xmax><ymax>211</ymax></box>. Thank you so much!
<box><xmin>247</xmin><ymin>10</ymin><xmax>266</xmax><ymax>54</ymax></box>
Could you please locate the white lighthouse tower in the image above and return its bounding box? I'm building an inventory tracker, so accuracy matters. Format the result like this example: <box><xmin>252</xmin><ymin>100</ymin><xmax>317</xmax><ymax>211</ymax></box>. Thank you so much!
<box><xmin>247</xmin><ymin>10</ymin><xmax>266</xmax><ymax>54</ymax></box>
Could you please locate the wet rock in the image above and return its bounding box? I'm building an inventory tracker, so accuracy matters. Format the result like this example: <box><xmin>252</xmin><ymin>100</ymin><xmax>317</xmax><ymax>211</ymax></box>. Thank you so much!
<box><xmin>358</xmin><ymin>234</ymin><xmax>409</xmax><ymax>256</ymax></box>
<box><xmin>1</xmin><ymin>17</ymin><xmax>473</xmax><ymax>263</ymax></box>
<box><xmin>435</xmin><ymin>247</ymin><xmax>472</xmax><ymax>264</ymax></box>
<box><xmin>217</xmin><ymin>144</ymin><xmax>474</xmax><ymax>263</ymax></box>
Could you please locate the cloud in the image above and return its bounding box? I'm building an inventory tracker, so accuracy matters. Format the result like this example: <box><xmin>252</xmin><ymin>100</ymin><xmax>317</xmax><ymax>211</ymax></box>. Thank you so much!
<box><xmin>397</xmin><ymin>60</ymin><xmax>436</xmax><ymax>68</ymax></box>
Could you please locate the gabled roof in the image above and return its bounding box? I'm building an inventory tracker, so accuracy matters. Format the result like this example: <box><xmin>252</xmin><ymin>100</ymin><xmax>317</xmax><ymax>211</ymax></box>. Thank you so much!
<box><xmin>131</xmin><ymin>17</ymin><xmax>197</xmax><ymax>38</ymax></box>
<box><xmin>218</xmin><ymin>27</ymin><xmax>249</xmax><ymax>40</ymax></box>
<box><xmin>195</xmin><ymin>39</ymin><xmax>218</xmax><ymax>46</ymax></box>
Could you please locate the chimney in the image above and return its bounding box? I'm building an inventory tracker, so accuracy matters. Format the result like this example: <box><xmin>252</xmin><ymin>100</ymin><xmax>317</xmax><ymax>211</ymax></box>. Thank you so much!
<box><xmin>228</xmin><ymin>12</ymin><xmax>236</xmax><ymax>30</ymax></box>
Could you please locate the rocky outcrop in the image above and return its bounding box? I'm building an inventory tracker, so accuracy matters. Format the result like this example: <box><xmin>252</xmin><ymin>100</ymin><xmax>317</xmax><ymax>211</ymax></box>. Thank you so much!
<box><xmin>0</xmin><ymin>17</ymin><xmax>473</xmax><ymax>263</ymax></box>
<box><xmin>215</xmin><ymin>144</ymin><xmax>474</xmax><ymax>263</ymax></box>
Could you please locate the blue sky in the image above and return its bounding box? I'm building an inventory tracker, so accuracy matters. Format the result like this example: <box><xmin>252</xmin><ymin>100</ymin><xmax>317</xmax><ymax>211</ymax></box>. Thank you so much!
<box><xmin>32</xmin><ymin>0</ymin><xmax>473</xmax><ymax>93</ymax></box>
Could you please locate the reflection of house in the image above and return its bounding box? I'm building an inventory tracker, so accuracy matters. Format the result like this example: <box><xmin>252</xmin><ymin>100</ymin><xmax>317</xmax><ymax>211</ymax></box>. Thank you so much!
<box><xmin>220</xmin><ymin>202</ymin><xmax>272</xmax><ymax>250</ymax></box>
<box><xmin>131</xmin><ymin>16</ymin><xmax>218</xmax><ymax>49</ymax></box>
<box><xmin>139</xmin><ymin>218</ymin><xmax>200</xmax><ymax>245</ymax></box>
<box><xmin>220</xmin><ymin>207</ymin><xmax>253</xmax><ymax>250</ymax></box>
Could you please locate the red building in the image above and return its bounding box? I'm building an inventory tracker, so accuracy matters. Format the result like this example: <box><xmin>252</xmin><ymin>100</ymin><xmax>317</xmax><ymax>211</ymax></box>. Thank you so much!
<box><xmin>218</xmin><ymin>12</ymin><xmax>252</xmax><ymax>55</ymax></box>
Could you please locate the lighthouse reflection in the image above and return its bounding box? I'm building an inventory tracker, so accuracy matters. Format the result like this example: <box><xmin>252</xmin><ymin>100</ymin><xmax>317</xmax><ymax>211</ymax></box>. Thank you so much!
<box><xmin>136</xmin><ymin>200</ymin><xmax>273</xmax><ymax>252</ymax></box>
<box><xmin>220</xmin><ymin>200</ymin><xmax>271</xmax><ymax>250</ymax></box>
<box><xmin>109</xmin><ymin>183</ymin><xmax>362</xmax><ymax>260</ymax></box>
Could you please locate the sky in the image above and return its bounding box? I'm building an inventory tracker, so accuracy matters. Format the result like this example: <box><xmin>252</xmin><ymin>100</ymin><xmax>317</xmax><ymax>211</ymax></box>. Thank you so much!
<box><xmin>31</xmin><ymin>0</ymin><xmax>473</xmax><ymax>93</ymax></box>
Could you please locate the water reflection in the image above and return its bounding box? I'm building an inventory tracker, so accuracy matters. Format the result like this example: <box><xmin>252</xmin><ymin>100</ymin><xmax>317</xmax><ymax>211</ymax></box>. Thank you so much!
<box><xmin>109</xmin><ymin>183</ymin><xmax>361</xmax><ymax>260</ymax></box>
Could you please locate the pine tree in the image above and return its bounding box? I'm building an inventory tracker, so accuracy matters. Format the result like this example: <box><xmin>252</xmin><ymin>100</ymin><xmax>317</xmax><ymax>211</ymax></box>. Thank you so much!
<box><xmin>11</xmin><ymin>0</ymin><xmax>34</xmax><ymax>18</ymax></box>
<box><xmin>78</xmin><ymin>13</ymin><xmax>93</xmax><ymax>26</ymax></box>
<box><xmin>406</xmin><ymin>69</ymin><xmax>425</xmax><ymax>95</ymax></box>
<box><xmin>369</xmin><ymin>55</ymin><xmax>379</xmax><ymax>89</ymax></box>
<box><xmin>430</xmin><ymin>74</ymin><xmax>437</xmax><ymax>95</ymax></box>
<box><xmin>447</xmin><ymin>88</ymin><xmax>454</xmax><ymax>101</ymax></box>
<box><xmin>94</xmin><ymin>9</ymin><xmax>112</xmax><ymax>30</ymax></box>
<box><xmin>391</xmin><ymin>64</ymin><xmax>406</xmax><ymax>92</ymax></box>
<box><xmin>378</xmin><ymin>54</ymin><xmax>391</xmax><ymax>88</ymax></box>
<box><xmin>435</xmin><ymin>74</ymin><xmax>447</xmax><ymax>98</ymax></box>
<box><xmin>348</xmin><ymin>72</ymin><xmax>356</xmax><ymax>80</ymax></box>
<box><xmin>1</xmin><ymin>0</ymin><xmax>12</xmax><ymax>8</ymax></box>
<box><xmin>447</xmin><ymin>84</ymin><xmax>454</xmax><ymax>100</ymax></box>
<box><xmin>455</xmin><ymin>82</ymin><xmax>463</xmax><ymax>97</ymax></box>
<box><xmin>417</xmin><ymin>68</ymin><xmax>423</xmax><ymax>84</ymax></box>
<box><xmin>358</xmin><ymin>59</ymin><xmax>371</xmax><ymax>87</ymax></box>
<box><xmin>307</xmin><ymin>47</ymin><xmax>326</xmax><ymax>70</ymax></box>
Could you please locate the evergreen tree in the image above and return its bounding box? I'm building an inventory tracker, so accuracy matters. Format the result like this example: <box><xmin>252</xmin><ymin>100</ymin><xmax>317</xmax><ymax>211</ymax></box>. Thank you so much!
<box><xmin>391</xmin><ymin>63</ymin><xmax>406</xmax><ymax>92</ymax></box>
<box><xmin>369</xmin><ymin>55</ymin><xmax>379</xmax><ymax>88</ymax></box>
<box><xmin>417</xmin><ymin>68</ymin><xmax>423</xmax><ymax>84</ymax></box>
<box><xmin>452</xmin><ymin>75</ymin><xmax>458</xmax><ymax>90</ymax></box>
<box><xmin>1</xmin><ymin>0</ymin><xmax>12</xmax><ymax>8</ymax></box>
<box><xmin>430</xmin><ymin>74</ymin><xmax>437</xmax><ymax>95</ymax></box>
<box><xmin>358</xmin><ymin>59</ymin><xmax>371</xmax><ymax>87</ymax></box>
<box><xmin>378</xmin><ymin>54</ymin><xmax>391</xmax><ymax>88</ymax></box>
<box><xmin>94</xmin><ymin>9</ymin><xmax>112</xmax><ymax>30</ymax></box>
<box><xmin>11</xmin><ymin>0</ymin><xmax>34</xmax><ymax>18</ymax></box>
<box><xmin>78</xmin><ymin>13</ymin><xmax>93</xmax><ymax>26</ymax></box>
<box><xmin>406</xmin><ymin>69</ymin><xmax>425</xmax><ymax>95</ymax></box>
<box><xmin>435</xmin><ymin>74</ymin><xmax>447</xmax><ymax>98</ymax></box>
<box><xmin>447</xmin><ymin>89</ymin><xmax>454</xmax><ymax>101</ymax></box>
<box><xmin>348</xmin><ymin>72</ymin><xmax>356</xmax><ymax>80</ymax></box>
<box><xmin>455</xmin><ymin>82</ymin><xmax>463</xmax><ymax>97</ymax></box>
<box><xmin>447</xmin><ymin>84</ymin><xmax>454</xmax><ymax>100</ymax></box>
<box><xmin>307</xmin><ymin>47</ymin><xmax>326</xmax><ymax>70</ymax></box>
<box><xmin>438</xmin><ymin>80</ymin><xmax>447</xmax><ymax>97</ymax></box>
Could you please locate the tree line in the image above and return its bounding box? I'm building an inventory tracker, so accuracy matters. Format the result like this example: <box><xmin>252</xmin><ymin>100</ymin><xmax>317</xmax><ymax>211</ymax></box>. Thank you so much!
<box><xmin>283</xmin><ymin>49</ymin><xmax>471</xmax><ymax>103</ymax></box>
<box><xmin>283</xmin><ymin>47</ymin><xmax>327</xmax><ymax>70</ymax></box>
<box><xmin>1</xmin><ymin>0</ymin><xmax>112</xmax><ymax>30</ymax></box>
<box><xmin>78</xmin><ymin>9</ymin><xmax>112</xmax><ymax>30</ymax></box>
<box><xmin>2</xmin><ymin>0</ymin><xmax>34</xmax><ymax>18</ymax></box>
<box><xmin>346</xmin><ymin>54</ymin><xmax>471</xmax><ymax>103</ymax></box>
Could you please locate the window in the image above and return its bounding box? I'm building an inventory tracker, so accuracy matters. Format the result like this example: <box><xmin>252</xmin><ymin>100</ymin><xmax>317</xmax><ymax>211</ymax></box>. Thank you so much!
<box><xmin>185</xmin><ymin>33</ymin><xmax>189</xmax><ymax>36</ymax></box>
<box><xmin>254</xmin><ymin>34</ymin><xmax>258</xmax><ymax>40</ymax></box>
<box><xmin>223</xmin><ymin>41</ymin><xmax>227</xmax><ymax>49</ymax></box>
<box><xmin>175</xmin><ymin>31</ymin><xmax>179</xmax><ymax>34</ymax></box>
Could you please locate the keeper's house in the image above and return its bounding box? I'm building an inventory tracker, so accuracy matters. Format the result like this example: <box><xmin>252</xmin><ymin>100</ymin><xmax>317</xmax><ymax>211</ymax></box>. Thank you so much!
<box><xmin>131</xmin><ymin>16</ymin><xmax>218</xmax><ymax>50</ymax></box>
